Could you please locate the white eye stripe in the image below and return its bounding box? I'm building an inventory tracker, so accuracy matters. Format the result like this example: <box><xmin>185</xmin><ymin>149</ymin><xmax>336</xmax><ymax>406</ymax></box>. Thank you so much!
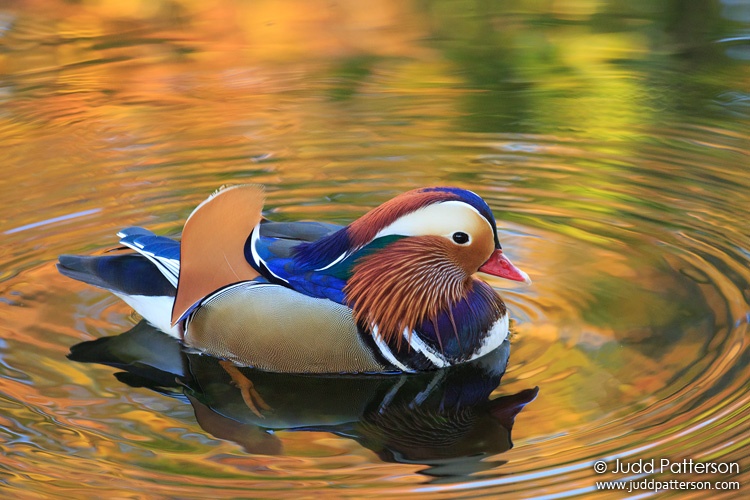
<box><xmin>373</xmin><ymin>201</ymin><xmax>493</xmax><ymax>241</ymax></box>
<box><xmin>445</xmin><ymin>200</ymin><xmax>494</xmax><ymax>233</ymax></box>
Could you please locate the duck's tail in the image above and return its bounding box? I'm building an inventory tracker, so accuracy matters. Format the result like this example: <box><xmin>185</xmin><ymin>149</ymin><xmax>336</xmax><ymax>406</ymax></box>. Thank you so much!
<box><xmin>58</xmin><ymin>184</ymin><xmax>266</xmax><ymax>334</ymax></box>
<box><xmin>58</xmin><ymin>243</ymin><xmax>180</xmax><ymax>337</ymax></box>
<box><xmin>57</xmin><ymin>253</ymin><xmax>175</xmax><ymax>296</ymax></box>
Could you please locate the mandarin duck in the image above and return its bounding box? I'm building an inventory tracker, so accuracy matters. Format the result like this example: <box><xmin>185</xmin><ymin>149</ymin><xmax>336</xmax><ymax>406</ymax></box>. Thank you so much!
<box><xmin>58</xmin><ymin>185</ymin><xmax>530</xmax><ymax>374</ymax></box>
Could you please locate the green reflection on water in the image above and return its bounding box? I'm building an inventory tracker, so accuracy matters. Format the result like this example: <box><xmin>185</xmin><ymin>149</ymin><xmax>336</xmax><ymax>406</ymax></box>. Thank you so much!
<box><xmin>422</xmin><ymin>0</ymin><xmax>748</xmax><ymax>134</ymax></box>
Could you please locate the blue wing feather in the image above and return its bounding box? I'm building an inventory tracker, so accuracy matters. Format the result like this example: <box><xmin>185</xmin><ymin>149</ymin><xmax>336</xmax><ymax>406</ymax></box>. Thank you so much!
<box><xmin>246</xmin><ymin>221</ymin><xmax>353</xmax><ymax>302</ymax></box>
<box><xmin>250</xmin><ymin>230</ymin><xmax>408</xmax><ymax>304</ymax></box>
<box><xmin>117</xmin><ymin>227</ymin><xmax>181</xmax><ymax>286</ymax></box>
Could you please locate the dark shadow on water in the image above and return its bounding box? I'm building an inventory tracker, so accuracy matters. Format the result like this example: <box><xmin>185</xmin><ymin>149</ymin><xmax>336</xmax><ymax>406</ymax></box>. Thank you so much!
<box><xmin>69</xmin><ymin>321</ymin><xmax>538</xmax><ymax>481</ymax></box>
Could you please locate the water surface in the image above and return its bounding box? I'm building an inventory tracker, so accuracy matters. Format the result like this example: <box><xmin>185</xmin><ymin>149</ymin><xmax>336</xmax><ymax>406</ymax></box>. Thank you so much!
<box><xmin>1</xmin><ymin>1</ymin><xmax>749</xmax><ymax>498</ymax></box>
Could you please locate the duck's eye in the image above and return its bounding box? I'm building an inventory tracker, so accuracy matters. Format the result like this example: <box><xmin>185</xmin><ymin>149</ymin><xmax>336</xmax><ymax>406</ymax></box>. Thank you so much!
<box><xmin>452</xmin><ymin>232</ymin><xmax>470</xmax><ymax>245</ymax></box>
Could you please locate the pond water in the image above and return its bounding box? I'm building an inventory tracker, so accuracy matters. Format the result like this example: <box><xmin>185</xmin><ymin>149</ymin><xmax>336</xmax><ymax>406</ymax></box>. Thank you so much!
<box><xmin>1</xmin><ymin>0</ymin><xmax>749</xmax><ymax>498</ymax></box>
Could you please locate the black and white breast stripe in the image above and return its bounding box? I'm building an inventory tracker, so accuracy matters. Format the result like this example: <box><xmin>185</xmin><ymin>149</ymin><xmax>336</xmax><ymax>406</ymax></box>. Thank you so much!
<box><xmin>361</xmin><ymin>315</ymin><xmax>509</xmax><ymax>372</ymax></box>
<box><xmin>361</xmin><ymin>326</ymin><xmax>451</xmax><ymax>372</ymax></box>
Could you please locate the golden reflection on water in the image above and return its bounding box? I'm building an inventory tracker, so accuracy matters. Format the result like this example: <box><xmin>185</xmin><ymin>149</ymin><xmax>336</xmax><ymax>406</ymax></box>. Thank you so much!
<box><xmin>1</xmin><ymin>0</ymin><xmax>749</xmax><ymax>497</ymax></box>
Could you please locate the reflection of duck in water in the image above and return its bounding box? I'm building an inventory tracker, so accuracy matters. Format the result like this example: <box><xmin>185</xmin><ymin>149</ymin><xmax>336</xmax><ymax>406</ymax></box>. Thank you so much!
<box><xmin>59</xmin><ymin>184</ymin><xmax>529</xmax><ymax>374</ymax></box>
<box><xmin>69</xmin><ymin>322</ymin><xmax>538</xmax><ymax>478</ymax></box>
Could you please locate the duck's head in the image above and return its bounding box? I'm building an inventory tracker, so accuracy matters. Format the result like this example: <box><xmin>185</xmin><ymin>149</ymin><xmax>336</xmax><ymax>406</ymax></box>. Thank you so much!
<box><xmin>309</xmin><ymin>187</ymin><xmax>530</xmax><ymax>348</ymax></box>
<box><xmin>346</xmin><ymin>187</ymin><xmax>529</xmax><ymax>283</ymax></box>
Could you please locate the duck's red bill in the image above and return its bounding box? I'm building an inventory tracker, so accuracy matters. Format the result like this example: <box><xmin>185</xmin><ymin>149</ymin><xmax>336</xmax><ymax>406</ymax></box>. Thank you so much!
<box><xmin>478</xmin><ymin>249</ymin><xmax>531</xmax><ymax>284</ymax></box>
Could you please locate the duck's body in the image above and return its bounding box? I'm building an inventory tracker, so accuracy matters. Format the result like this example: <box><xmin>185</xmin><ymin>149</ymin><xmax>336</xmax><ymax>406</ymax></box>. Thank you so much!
<box><xmin>58</xmin><ymin>185</ymin><xmax>529</xmax><ymax>374</ymax></box>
